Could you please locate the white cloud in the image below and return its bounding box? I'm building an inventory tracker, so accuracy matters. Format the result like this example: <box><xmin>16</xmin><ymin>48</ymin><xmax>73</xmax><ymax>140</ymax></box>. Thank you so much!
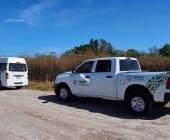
<box><xmin>54</xmin><ymin>8</ymin><xmax>110</xmax><ymax>27</ymax></box>
<box><xmin>19</xmin><ymin>0</ymin><xmax>56</xmax><ymax>25</ymax></box>
<box><xmin>35</xmin><ymin>46</ymin><xmax>61</xmax><ymax>55</ymax></box>
<box><xmin>2</xmin><ymin>18</ymin><xmax>25</xmax><ymax>23</ymax></box>
<box><xmin>2</xmin><ymin>0</ymin><xmax>110</xmax><ymax>27</ymax></box>
<box><xmin>2</xmin><ymin>0</ymin><xmax>56</xmax><ymax>25</ymax></box>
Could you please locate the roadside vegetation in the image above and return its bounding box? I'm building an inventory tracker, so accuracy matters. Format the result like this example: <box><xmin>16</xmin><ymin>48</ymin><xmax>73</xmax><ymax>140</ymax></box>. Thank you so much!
<box><xmin>26</xmin><ymin>81</ymin><xmax>53</xmax><ymax>91</ymax></box>
<box><xmin>24</xmin><ymin>39</ymin><xmax>170</xmax><ymax>90</ymax></box>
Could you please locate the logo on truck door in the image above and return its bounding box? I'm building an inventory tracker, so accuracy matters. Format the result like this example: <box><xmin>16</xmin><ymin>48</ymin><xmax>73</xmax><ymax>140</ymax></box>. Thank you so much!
<box><xmin>127</xmin><ymin>76</ymin><xmax>144</xmax><ymax>82</ymax></box>
<box><xmin>73</xmin><ymin>80</ymin><xmax>88</xmax><ymax>86</ymax></box>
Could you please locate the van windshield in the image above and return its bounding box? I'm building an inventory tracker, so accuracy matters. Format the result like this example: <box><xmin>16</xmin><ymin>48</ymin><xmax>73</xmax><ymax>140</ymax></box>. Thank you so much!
<box><xmin>0</xmin><ymin>63</ymin><xmax>7</xmax><ymax>71</ymax></box>
<box><xmin>120</xmin><ymin>59</ymin><xmax>140</xmax><ymax>71</ymax></box>
<box><xmin>9</xmin><ymin>63</ymin><xmax>27</xmax><ymax>72</ymax></box>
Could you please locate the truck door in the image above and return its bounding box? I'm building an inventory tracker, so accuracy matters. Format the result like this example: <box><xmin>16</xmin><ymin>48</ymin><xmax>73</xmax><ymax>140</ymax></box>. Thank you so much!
<box><xmin>71</xmin><ymin>61</ymin><xmax>94</xmax><ymax>95</ymax></box>
<box><xmin>91</xmin><ymin>60</ymin><xmax>116</xmax><ymax>98</ymax></box>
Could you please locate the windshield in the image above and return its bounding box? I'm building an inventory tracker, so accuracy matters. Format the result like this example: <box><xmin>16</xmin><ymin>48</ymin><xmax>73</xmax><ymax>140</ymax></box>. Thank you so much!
<box><xmin>120</xmin><ymin>59</ymin><xmax>140</xmax><ymax>71</ymax></box>
<box><xmin>0</xmin><ymin>63</ymin><xmax>7</xmax><ymax>71</ymax></box>
<box><xmin>9</xmin><ymin>63</ymin><xmax>27</xmax><ymax>72</ymax></box>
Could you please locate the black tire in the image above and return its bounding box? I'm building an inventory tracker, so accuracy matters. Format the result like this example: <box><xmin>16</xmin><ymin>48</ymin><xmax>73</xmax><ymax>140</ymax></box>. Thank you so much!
<box><xmin>126</xmin><ymin>90</ymin><xmax>153</xmax><ymax>116</ymax></box>
<box><xmin>16</xmin><ymin>86</ymin><xmax>22</xmax><ymax>90</ymax></box>
<box><xmin>55</xmin><ymin>84</ymin><xmax>72</xmax><ymax>101</ymax></box>
<box><xmin>0</xmin><ymin>81</ymin><xmax>2</xmax><ymax>89</ymax></box>
<box><xmin>155</xmin><ymin>102</ymin><xmax>168</xmax><ymax>107</ymax></box>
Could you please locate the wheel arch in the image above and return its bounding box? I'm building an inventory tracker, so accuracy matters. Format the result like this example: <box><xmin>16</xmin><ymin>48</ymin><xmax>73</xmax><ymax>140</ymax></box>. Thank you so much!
<box><xmin>55</xmin><ymin>82</ymin><xmax>72</xmax><ymax>93</ymax></box>
<box><xmin>124</xmin><ymin>84</ymin><xmax>153</xmax><ymax>101</ymax></box>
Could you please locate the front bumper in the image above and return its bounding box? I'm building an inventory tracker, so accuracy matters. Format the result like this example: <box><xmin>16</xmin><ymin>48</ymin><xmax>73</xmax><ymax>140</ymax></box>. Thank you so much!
<box><xmin>164</xmin><ymin>93</ymin><xmax>170</xmax><ymax>102</ymax></box>
<box><xmin>3</xmin><ymin>79</ymin><xmax>28</xmax><ymax>87</ymax></box>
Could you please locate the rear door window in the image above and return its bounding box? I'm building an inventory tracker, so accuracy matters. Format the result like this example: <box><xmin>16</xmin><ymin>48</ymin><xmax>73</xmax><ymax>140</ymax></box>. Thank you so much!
<box><xmin>95</xmin><ymin>60</ymin><xmax>112</xmax><ymax>72</ymax></box>
<box><xmin>9</xmin><ymin>63</ymin><xmax>27</xmax><ymax>72</ymax></box>
<box><xmin>0</xmin><ymin>63</ymin><xmax>7</xmax><ymax>71</ymax></box>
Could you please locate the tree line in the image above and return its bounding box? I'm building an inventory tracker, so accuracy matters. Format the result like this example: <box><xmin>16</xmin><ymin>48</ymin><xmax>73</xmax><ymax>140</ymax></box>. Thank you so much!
<box><xmin>64</xmin><ymin>39</ymin><xmax>170</xmax><ymax>57</ymax></box>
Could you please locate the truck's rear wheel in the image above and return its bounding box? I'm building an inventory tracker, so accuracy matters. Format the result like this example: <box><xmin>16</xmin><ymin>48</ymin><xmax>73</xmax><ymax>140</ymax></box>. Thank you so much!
<box><xmin>127</xmin><ymin>91</ymin><xmax>153</xmax><ymax>116</ymax></box>
<box><xmin>155</xmin><ymin>102</ymin><xmax>168</xmax><ymax>107</ymax></box>
<box><xmin>55</xmin><ymin>84</ymin><xmax>72</xmax><ymax>101</ymax></box>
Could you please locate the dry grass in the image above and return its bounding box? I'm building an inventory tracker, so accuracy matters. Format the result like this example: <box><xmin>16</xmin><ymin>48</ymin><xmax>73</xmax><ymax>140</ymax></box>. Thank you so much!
<box><xmin>26</xmin><ymin>81</ymin><xmax>53</xmax><ymax>91</ymax></box>
<box><xmin>25</xmin><ymin>54</ymin><xmax>97</xmax><ymax>82</ymax></box>
<box><xmin>138</xmin><ymin>56</ymin><xmax>170</xmax><ymax>71</ymax></box>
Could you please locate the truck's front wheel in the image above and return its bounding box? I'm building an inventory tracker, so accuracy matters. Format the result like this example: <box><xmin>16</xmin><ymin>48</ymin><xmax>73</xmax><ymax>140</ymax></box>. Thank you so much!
<box><xmin>55</xmin><ymin>84</ymin><xmax>72</xmax><ymax>101</ymax></box>
<box><xmin>127</xmin><ymin>92</ymin><xmax>153</xmax><ymax>116</ymax></box>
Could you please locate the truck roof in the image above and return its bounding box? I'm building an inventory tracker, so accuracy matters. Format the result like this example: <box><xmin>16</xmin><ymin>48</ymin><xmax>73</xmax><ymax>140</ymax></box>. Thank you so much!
<box><xmin>87</xmin><ymin>57</ymin><xmax>137</xmax><ymax>61</ymax></box>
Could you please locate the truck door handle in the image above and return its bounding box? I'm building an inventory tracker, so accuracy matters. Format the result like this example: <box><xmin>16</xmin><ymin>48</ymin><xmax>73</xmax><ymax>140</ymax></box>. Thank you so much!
<box><xmin>106</xmin><ymin>76</ymin><xmax>112</xmax><ymax>78</ymax></box>
<box><xmin>85</xmin><ymin>76</ymin><xmax>90</xmax><ymax>79</ymax></box>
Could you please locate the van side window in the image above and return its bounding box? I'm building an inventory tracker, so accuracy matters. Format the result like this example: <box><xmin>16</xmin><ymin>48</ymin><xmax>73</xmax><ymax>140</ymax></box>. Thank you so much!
<box><xmin>0</xmin><ymin>63</ymin><xmax>7</xmax><ymax>71</ymax></box>
<box><xmin>95</xmin><ymin>60</ymin><xmax>111</xmax><ymax>72</ymax></box>
<box><xmin>76</xmin><ymin>61</ymin><xmax>94</xmax><ymax>73</ymax></box>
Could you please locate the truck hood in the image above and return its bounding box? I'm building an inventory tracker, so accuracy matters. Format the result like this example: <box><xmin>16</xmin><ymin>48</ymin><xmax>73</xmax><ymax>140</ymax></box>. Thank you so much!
<box><xmin>57</xmin><ymin>71</ymin><xmax>72</xmax><ymax>78</ymax></box>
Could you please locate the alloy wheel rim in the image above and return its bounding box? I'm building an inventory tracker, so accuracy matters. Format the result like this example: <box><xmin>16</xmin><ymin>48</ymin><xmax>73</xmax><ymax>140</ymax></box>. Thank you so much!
<box><xmin>131</xmin><ymin>97</ymin><xmax>145</xmax><ymax>112</ymax></box>
<box><xmin>59</xmin><ymin>88</ymin><xmax>68</xmax><ymax>100</ymax></box>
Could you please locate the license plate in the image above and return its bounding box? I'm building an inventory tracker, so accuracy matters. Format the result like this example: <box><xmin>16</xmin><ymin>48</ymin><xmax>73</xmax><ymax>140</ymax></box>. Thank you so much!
<box><xmin>16</xmin><ymin>77</ymin><xmax>21</xmax><ymax>79</ymax></box>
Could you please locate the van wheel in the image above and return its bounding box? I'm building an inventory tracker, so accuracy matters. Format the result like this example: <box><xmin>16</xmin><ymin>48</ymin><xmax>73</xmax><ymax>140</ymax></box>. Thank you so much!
<box><xmin>127</xmin><ymin>91</ymin><xmax>153</xmax><ymax>116</ymax></box>
<box><xmin>56</xmin><ymin>84</ymin><xmax>72</xmax><ymax>101</ymax></box>
<box><xmin>16</xmin><ymin>86</ymin><xmax>22</xmax><ymax>90</ymax></box>
<box><xmin>0</xmin><ymin>81</ymin><xmax>2</xmax><ymax>89</ymax></box>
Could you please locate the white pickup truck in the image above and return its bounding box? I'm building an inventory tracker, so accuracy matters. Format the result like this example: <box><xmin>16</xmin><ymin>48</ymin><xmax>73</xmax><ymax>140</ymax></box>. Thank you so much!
<box><xmin>54</xmin><ymin>57</ymin><xmax>170</xmax><ymax>115</ymax></box>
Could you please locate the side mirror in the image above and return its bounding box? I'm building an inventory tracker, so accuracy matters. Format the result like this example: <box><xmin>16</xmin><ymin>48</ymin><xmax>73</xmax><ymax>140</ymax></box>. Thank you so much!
<box><xmin>72</xmin><ymin>69</ymin><xmax>76</xmax><ymax>74</ymax></box>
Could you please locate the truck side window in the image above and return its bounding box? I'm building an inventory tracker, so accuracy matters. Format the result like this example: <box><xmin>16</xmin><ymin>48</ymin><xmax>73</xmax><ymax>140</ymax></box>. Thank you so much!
<box><xmin>120</xmin><ymin>60</ymin><xmax>140</xmax><ymax>71</ymax></box>
<box><xmin>76</xmin><ymin>61</ymin><xmax>94</xmax><ymax>73</ymax></box>
<box><xmin>95</xmin><ymin>60</ymin><xmax>111</xmax><ymax>72</ymax></box>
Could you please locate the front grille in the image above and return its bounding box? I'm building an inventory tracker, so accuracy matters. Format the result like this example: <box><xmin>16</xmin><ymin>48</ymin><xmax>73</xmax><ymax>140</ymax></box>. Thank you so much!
<box><xmin>14</xmin><ymin>75</ymin><xmax>24</xmax><ymax>77</ymax></box>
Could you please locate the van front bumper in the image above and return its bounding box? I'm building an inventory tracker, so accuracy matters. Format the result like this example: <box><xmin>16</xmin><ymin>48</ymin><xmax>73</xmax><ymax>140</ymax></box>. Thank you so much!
<box><xmin>164</xmin><ymin>93</ymin><xmax>170</xmax><ymax>102</ymax></box>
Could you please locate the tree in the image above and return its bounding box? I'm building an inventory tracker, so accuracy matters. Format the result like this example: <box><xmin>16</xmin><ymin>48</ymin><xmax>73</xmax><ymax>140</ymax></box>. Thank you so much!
<box><xmin>159</xmin><ymin>44</ymin><xmax>170</xmax><ymax>56</ymax></box>
<box><xmin>127</xmin><ymin>49</ymin><xmax>140</xmax><ymax>57</ymax></box>
<box><xmin>115</xmin><ymin>50</ymin><xmax>126</xmax><ymax>56</ymax></box>
<box><xmin>90</xmin><ymin>39</ymin><xmax>99</xmax><ymax>53</ymax></box>
<box><xmin>148</xmin><ymin>46</ymin><xmax>159</xmax><ymax>55</ymax></box>
<box><xmin>98</xmin><ymin>39</ymin><xmax>114</xmax><ymax>54</ymax></box>
<box><xmin>99</xmin><ymin>39</ymin><xmax>108</xmax><ymax>51</ymax></box>
<box><xmin>64</xmin><ymin>39</ymin><xmax>115</xmax><ymax>56</ymax></box>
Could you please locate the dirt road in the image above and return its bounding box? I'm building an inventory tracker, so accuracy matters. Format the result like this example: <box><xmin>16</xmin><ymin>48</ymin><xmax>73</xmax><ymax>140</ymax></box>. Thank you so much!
<box><xmin>0</xmin><ymin>89</ymin><xmax>170</xmax><ymax>140</ymax></box>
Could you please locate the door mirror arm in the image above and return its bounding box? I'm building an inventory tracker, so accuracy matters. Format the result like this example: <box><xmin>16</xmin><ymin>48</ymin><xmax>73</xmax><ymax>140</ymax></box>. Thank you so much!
<box><xmin>72</xmin><ymin>69</ymin><xmax>76</xmax><ymax>74</ymax></box>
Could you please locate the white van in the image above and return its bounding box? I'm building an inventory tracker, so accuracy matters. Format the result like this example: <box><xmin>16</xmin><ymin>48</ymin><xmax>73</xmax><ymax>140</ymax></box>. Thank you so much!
<box><xmin>0</xmin><ymin>57</ymin><xmax>28</xmax><ymax>89</ymax></box>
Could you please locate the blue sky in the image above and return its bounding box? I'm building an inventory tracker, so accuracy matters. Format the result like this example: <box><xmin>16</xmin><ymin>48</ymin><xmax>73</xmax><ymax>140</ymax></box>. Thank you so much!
<box><xmin>0</xmin><ymin>0</ymin><xmax>170</xmax><ymax>56</ymax></box>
